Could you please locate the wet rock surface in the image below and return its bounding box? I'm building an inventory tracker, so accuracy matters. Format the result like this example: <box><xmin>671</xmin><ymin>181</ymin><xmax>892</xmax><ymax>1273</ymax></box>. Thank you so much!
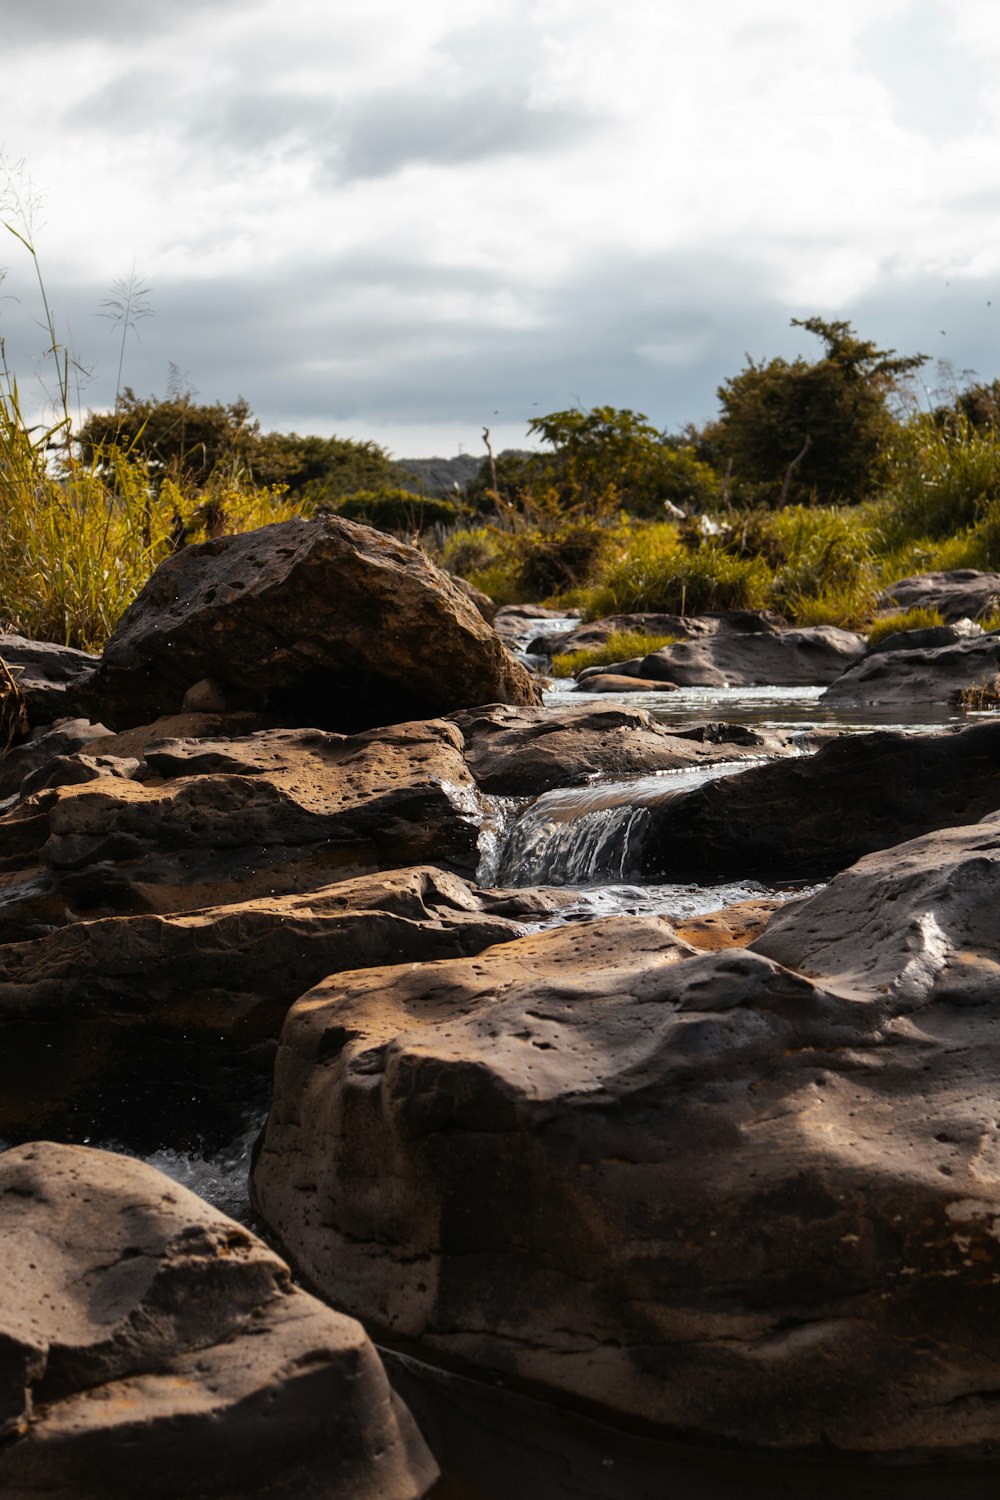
<box><xmin>449</xmin><ymin>703</ymin><xmax>798</xmax><ymax>796</ymax></box>
<box><xmin>87</xmin><ymin>516</ymin><xmax>538</xmax><ymax>732</ymax></box>
<box><xmin>822</xmin><ymin>632</ymin><xmax>1000</xmax><ymax>705</ymax></box>
<box><xmin>0</xmin><ymin>1141</ymin><xmax>437</xmax><ymax>1500</ymax></box>
<box><xmin>253</xmin><ymin>852</ymin><xmax>1000</xmax><ymax>1457</ymax></box>
<box><xmin>632</xmin><ymin>720</ymin><xmax>1000</xmax><ymax>882</ymax></box>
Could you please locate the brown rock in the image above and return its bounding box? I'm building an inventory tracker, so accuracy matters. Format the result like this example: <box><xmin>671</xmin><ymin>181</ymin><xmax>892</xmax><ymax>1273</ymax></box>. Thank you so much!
<box><xmin>673</xmin><ymin>896</ymin><xmax>787</xmax><ymax>950</ymax></box>
<box><xmin>571</xmin><ymin>673</ymin><xmax>680</xmax><ymax>693</ymax></box>
<box><xmin>822</xmin><ymin>632</ymin><xmax>1000</xmax><ymax>705</ymax></box>
<box><xmin>87</xmin><ymin>517</ymin><xmax>538</xmax><ymax>732</ymax></box>
<box><xmin>879</xmin><ymin>569</ymin><xmax>1000</xmax><ymax>623</ymax></box>
<box><xmin>0</xmin><ymin>1142</ymin><xmax>437</xmax><ymax>1500</ymax></box>
<box><xmin>252</xmin><ymin>881</ymin><xmax>1000</xmax><ymax>1457</ymax></box>
<box><xmin>639</xmin><ymin>625</ymin><xmax>864</xmax><ymax>687</ymax></box>
<box><xmin>0</xmin><ymin>720</ymin><xmax>484</xmax><ymax>942</ymax></box>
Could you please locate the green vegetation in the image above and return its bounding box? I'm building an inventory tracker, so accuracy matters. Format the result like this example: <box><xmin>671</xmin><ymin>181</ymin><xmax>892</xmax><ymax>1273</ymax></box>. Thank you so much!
<box><xmin>550</xmin><ymin>631</ymin><xmax>679</xmax><ymax>679</ymax></box>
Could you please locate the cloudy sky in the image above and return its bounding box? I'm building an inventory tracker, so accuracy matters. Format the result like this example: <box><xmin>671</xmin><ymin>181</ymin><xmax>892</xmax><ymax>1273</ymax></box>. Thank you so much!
<box><xmin>2</xmin><ymin>0</ymin><xmax>998</xmax><ymax>459</ymax></box>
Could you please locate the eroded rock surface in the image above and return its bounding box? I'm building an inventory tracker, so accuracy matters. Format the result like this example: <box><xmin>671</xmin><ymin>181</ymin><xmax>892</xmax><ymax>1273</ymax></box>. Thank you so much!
<box><xmin>253</xmin><ymin>864</ymin><xmax>1000</xmax><ymax>1457</ymax></box>
<box><xmin>0</xmin><ymin>636</ymin><xmax>98</xmax><ymax>726</ymax></box>
<box><xmin>637</xmin><ymin>625</ymin><xmax>864</xmax><ymax>687</ymax></box>
<box><xmin>0</xmin><ymin>865</ymin><xmax>547</xmax><ymax>1146</ymax></box>
<box><xmin>822</xmin><ymin>632</ymin><xmax>1000</xmax><ymax>705</ymax></box>
<box><xmin>449</xmin><ymin>703</ymin><xmax>798</xmax><ymax>796</ymax></box>
<box><xmin>87</xmin><ymin>517</ymin><xmax>538</xmax><ymax>732</ymax></box>
<box><xmin>0</xmin><ymin>1142</ymin><xmax>437</xmax><ymax>1500</ymax></box>
<box><xmin>632</xmin><ymin>720</ymin><xmax>1000</xmax><ymax>881</ymax></box>
<box><xmin>0</xmin><ymin>720</ymin><xmax>483</xmax><ymax>942</ymax></box>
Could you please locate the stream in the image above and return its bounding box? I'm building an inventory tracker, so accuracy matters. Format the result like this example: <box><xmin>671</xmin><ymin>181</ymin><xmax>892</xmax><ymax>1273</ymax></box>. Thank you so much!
<box><xmin>89</xmin><ymin>638</ymin><xmax>989</xmax><ymax>1497</ymax></box>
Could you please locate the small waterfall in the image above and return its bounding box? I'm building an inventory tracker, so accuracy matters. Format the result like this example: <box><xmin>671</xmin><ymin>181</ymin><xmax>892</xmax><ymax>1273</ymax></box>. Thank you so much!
<box><xmin>495</xmin><ymin>762</ymin><xmax>766</xmax><ymax>888</ymax></box>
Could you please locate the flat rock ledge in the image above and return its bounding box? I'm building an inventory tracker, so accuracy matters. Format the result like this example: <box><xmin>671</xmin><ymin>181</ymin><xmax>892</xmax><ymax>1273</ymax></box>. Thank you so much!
<box><xmin>0</xmin><ymin>1142</ymin><xmax>437</xmax><ymax>1500</ymax></box>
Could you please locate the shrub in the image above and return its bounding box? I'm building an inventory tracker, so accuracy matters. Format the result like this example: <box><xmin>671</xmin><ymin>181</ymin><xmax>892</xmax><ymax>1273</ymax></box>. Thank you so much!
<box><xmin>550</xmin><ymin>631</ymin><xmax>678</xmax><ymax>678</ymax></box>
<box><xmin>875</xmin><ymin>416</ymin><xmax>1000</xmax><ymax>546</ymax></box>
<box><xmin>334</xmin><ymin>486</ymin><xmax>460</xmax><ymax>533</ymax></box>
<box><xmin>593</xmin><ymin>532</ymin><xmax>772</xmax><ymax>616</ymax></box>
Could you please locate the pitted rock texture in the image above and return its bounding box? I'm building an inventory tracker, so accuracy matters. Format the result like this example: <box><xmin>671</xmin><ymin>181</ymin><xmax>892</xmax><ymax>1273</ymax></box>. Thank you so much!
<box><xmin>449</xmin><ymin>703</ymin><xmax>796</xmax><ymax>797</ymax></box>
<box><xmin>822</xmin><ymin>632</ymin><xmax>1000</xmax><ymax>705</ymax></box>
<box><xmin>878</xmin><ymin>569</ymin><xmax>1000</xmax><ymax>623</ymax></box>
<box><xmin>633</xmin><ymin>720</ymin><xmax>1000</xmax><ymax>882</ymax></box>
<box><xmin>637</xmin><ymin>625</ymin><xmax>864</xmax><ymax>687</ymax></box>
<box><xmin>253</xmin><ymin>876</ymin><xmax>1000</xmax><ymax>1457</ymax></box>
<box><xmin>87</xmin><ymin>516</ymin><xmax>538</xmax><ymax>731</ymax></box>
<box><xmin>0</xmin><ymin>865</ymin><xmax>547</xmax><ymax>1146</ymax></box>
<box><xmin>0</xmin><ymin>1143</ymin><xmax>437</xmax><ymax>1500</ymax></box>
<box><xmin>0</xmin><ymin>720</ymin><xmax>483</xmax><ymax>942</ymax></box>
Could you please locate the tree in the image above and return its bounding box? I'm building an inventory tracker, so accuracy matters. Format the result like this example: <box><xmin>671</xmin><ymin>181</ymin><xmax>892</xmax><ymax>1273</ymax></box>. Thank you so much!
<box><xmin>714</xmin><ymin>317</ymin><xmax>928</xmax><ymax>506</ymax></box>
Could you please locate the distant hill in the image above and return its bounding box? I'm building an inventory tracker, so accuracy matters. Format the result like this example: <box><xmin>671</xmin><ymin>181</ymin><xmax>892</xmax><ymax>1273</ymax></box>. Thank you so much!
<box><xmin>395</xmin><ymin>451</ymin><xmax>534</xmax><ymax>498</ymax></box>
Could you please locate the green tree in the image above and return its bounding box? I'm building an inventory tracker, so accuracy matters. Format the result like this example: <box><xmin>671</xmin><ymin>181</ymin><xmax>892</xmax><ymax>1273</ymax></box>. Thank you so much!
<box><xmin>715</xmin><ymin>317</ymin><xmax>927</xmax><ymax>506</ymax></box>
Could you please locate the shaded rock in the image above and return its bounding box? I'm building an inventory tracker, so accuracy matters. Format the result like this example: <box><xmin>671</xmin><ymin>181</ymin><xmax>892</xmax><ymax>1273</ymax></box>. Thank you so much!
<box><xmin>529</xmin><ymin>609</ymin><xmax>789</xmax><ymax>658</ymax></box>
<box><xmin>0</xmin><ymin>720</ymin><xmax>483</xmax><ymax>943</ymax></box>
<box><xmin>446</xmin><ymin>573</ymin><xmax>496</xmax><ymax>624</ymax></box>
<box><xmin>492</xmin><ymin>604</ymin><xmax>578</xmax><ymax>653</ymax></box>
<box><xmin>448</xmin><ymin>703</ymin><xmax>796</xmax><ymax>797</ymax></box>
<box><xmin>252</xmin><ymin>889</ymin><xmax>1000</xmax><ymax>1457</ymax></box>
<box><xmin>0</xmin><ymin>635</ymin><xmax>98</xmax><ymax>725</ymax></box>
<box><xmin>0</xmin><ymin>864</ymin><xmax>544</xmax><ymax>1147</ymax></box>
<box><xmin>0</xmin><ymin>720</ymin><xmax>108</xmax><ymax>801</ymax></box>
<box><xmin>632</xmin><ymin>720</ymin><xmax>1000</xmax><ymax>883</ymax></box>
<box><xmin>570</xmin><ymin>673</ymin><xmax>680</xmax><ymax>693</ymax></box>
<box><xmin>879</xmin><ymin>569</ymin><xmax>1000</xmax><ymax>623</ymax></box>
<box><xmin>639</xmin><ymin>625</ymin><xmax>864</xmax><ymax>687</ymax></box>
<box><xmin>87</xmin><ymin>517</ymin><xmax>538</xmax><ymax>732</ymax></box>
<box><xmin>0</xmin><ymin>1142</ymin><xmax>436</xmax><ymax>1500</ymax></box>
<box><xmin>822</xmin><ymin>633</ymin><xmax>1000</xmax><ymax>705</ymax></box>
<box><xmin>864</xmin><ymin>620</ymin><xmax>981</xmax><ymax>655</ymax></box>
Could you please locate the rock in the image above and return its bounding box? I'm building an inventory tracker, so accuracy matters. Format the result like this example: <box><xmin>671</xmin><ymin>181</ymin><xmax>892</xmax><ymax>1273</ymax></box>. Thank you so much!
<box><xmin>0</xmin><ymin>720</ymin><xmax>484</xmax><ymax>943</ymax></box>
<box><xmin>865</xmin><ymin>620</ymin><xmax>982</xmax><ymax>655</ymax></box>
<box><xmin>673</xmin><ymin>896</ymin><xmax>787</xmax><ymax>950</ymax></box>
<box><xmin>252</xmin><ymin>885</ymin><xmax>1000</xmax><ymax>1457</ymax></box>
<box><xmin>0</xmin><ymin>635</ymin><xmax>99</xmax><ymax>725</ymax></box>
<box><xmin>492</xmin><ymin>604</ymin><xmax>578</xmax><ymax>653</ymax></box>
<box><xmin>631</xmin><ymin>720</ymin><xmax>1000</xmax><ymax>882</ymax></box>
<box><xmin>0</xmin><ymin>1142</ymin><xmax>437</xmax><ymax>1500</ymax></box>
<box><xmin>639</xmin><ymin>625</ymin><xmax>864</xmax><ymax>687</ymax></box>
<box><xmin>0</xmin><ymin>864</ymin><xmax>544</xmax><ymax>1147</ymax></box>
<box><xmin>530</xmin><ymin>609</ymin><xmax>790</xmax><ymax>659</ymax></box>
<box><xmin>0</xmin><ymin>720</ymin><xmax>109</xmax><ymax>801</ymax></box>
<box><xmin>446</xmin><ymin>573</ymin><xmax>496</xmax><ymax>624</ymax></box>
<box><xmin>449</xmin><ymin>703</ymin><xmax>797</xmax><ymax>797</ymax></box>
<box><xmin>879</xmin><ymin>569</ymin><xmax>1000</xmax><ymax>623</ymax></box>
<box><xmin>570</xmin><ymin>673</ymin><xmax>680</xmax><ymax>693</ymax></box>
<box><xmin>87</xmin><ymin>517</ymin><xmax>538</xmax><ymax>732</ymax></box>
<box><xmin>822</xmin><ymin>633</ymin><xmax>1000</xmax><ymax>705</ymax></box>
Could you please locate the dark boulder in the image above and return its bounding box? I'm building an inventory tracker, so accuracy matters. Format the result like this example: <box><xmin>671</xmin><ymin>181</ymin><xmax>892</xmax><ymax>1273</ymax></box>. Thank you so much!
<box><xmin>87</xmin><ymin>517</ymin><xmax>538</xmax><ymax>732</ymax></box>
<box><xmin>638</xmin><ymin>625</ymin><xmax>864</xmax><ymax>687</ymax></box>
<box><xmin>0</xmin><ymin>635</ymin><xmax>98</xmax><ymax>725</ymax></box>
<box><xmin>822</xmin><ymin>632</ymin><xmax>1000</xmax><ymax>706</ymax></box>
<box><xmin>878</xmin><ymin>569</ymin><xmax>1000</xmax><ymax>622</ymax></box>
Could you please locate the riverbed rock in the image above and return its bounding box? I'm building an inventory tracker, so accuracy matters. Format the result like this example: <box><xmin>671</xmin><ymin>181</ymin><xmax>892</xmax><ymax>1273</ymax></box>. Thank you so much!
<box><xmin>86</xmin><ymin>517</ymin><xmax>538</xmax><ymax>732</ymax></box>
<box><xmin>863</xmin><ymin>619</ymin><xmax>982</xmax><ymax>655</ymax></box>
<box><xmin>0</xmin><ymin>865</ymin><xmax>544</xmax><ymax>1147</ymax></box>
<box><xmin>0</xmin><ymin>720</ymin><xmax>112</xmax><ymax>801</ymax></box>
<box><xmin>526</xmin><ymin>609</ymin><xmax>786</xmax><ymax>658</ymax></box>
<box><xmin>0</xmin><ymin>635</ymin><xmax>99</xmax><ymax>725</ymax></box>
<box><xmin>632</xmin><ymin>719</ymin><xmax>1000</xmax><ymax>882</ymax></box>
<box><xmin>252</xmin><ymin>880</ymin><xmax>1000</xmax><ymax>1458</ymax></box>
<box><xmin>879</xmin><ymin>569</ymin><xmax>1000</xmax><ymax>622</ymax></box>
<box><xmin>822</xmin><ymin>632</ymin><xmax>1000</xmax><ymax>705</ymax></box>
<box><xmin>673</xmin><ymin>896</ymin><xmax>788</xmax><ymax>950</ymax></box>
<box><xmin>0</xmin><ymin>719</ymin><xmax>484</xmax><ymax>943</ymax></box>
<box><xmin>570</xmin><ymin>673</ymin><xmax>680</xmax><ymax>694</ymax></box>
<box><xmin>448</xmin><ymin>703</ymin><xmax>796</xmax><ymax>796</ymax></box>
<box><xmin>638</xmin><ymin>624</ymin><xmax>864</xmax><ymax>687</ymax></box>
<box><xmin>0</xmin><ymin>1142</ymin><xmax>437</xmax><ymax>1500</ymax></box>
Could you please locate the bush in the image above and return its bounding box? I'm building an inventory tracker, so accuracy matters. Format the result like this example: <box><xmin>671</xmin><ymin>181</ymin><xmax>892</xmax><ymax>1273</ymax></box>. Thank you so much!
<box><xmin>593</xmin><ymin>532</ymin><xmax>772</xmax><ymax>616</ymax></box>
<box><xmin>334</xmin><ymin>487</ymin><xmax>460</xmax><ymax>533</ymax></box>
<box><xmin>875</xmin><ymin>416</ymin><xmax>1000</xmax><ymax>546</ymax></box>
<box><xmin>550</xmin><ymin>631</ymin><xmax>678</xmax><ymax>678</ymax></box>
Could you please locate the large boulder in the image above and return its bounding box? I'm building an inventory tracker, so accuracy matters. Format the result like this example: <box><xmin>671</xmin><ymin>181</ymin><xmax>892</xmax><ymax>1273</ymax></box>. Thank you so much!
<box><xmin>252</xmin><ymin>848</ymin><xmax>1000</xmax><ymax>1457</ymax></box>
<box><xmin>636</xmin><ymin>625</ymin><xmax>864</xmax><ymax>687</ymax></box>
<box><xmin>86</xmin><ymin>517</ymin><xmax>538</xmax><ymax>732</ymax></box>
<box><xmin>0</xmin><ymin>720</ymin><xmax>484</xmax><ymax>942</ymax></box>
<box><xmin>0</xmin><ymin>865</ymin><xmax>547</xmax><ymax>1148</ymax></box>
<box><xmin>449</xmin><ymin>703</ymin><xmax>797</xmax><ymax>796</ymax></box>
<box><xmin>879</xmin><ymin>569</ymin><xmax>1000</xmax><ymax>622</ymax></box>
<box><xmin>0</xmin><ymin>635</ymin><xmax>99</xmax><ymax>725</ymax></box>
<box><xmin>822</xmin><ymin>632</ymin><xmax>1000</xmax><ymax>706</ymax></box>
<box><xmin>0</xmin><ymin>1142</ymin><xmax>436</xmax><ymax>1500</ymax></box>
<box><xmin>631</xmin><ymin>720</ymin><xmax>1000</xmax><ymax>882</ymax></box>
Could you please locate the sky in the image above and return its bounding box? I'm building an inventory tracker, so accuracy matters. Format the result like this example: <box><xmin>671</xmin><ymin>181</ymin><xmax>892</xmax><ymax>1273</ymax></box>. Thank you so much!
<box><xmin>2</xmin><ymin>0</ymin><xmax>999</xmax><ymax>460</ymax></box>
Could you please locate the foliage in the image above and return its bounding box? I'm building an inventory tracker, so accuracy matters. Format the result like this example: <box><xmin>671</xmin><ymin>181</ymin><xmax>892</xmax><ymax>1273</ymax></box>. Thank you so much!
<box><xmin>550</xmin><ymin>631</ymin><xmax>678</xmax><ymax>679</ymax></box>
<box><xmin>590</xmin><ymin>530</ymin><xmax>772</xmax><ymax>617</ymax></box>
<box><xmin>438</xmin><ymin>527</ymin><xmax>503</xmax><ymax>578</ymax></box>
<box><xmin>866</xmin><ymin>608</ymin><xmax>945</xmax><ymax>648</ymax></box>
<box><xmin>873</xmin><ymin>414</ymin><xmax>1000</xmax><ymax>547</ymax></box>
<box><xmin>333</xmin><ymin>486</ymin><xmax>460</xmax><ymax>534</ymax></box>
<box><xmin>714</xmin><ymin>317</ymin><xmax>927</xmax><ymax>506</ymax></box>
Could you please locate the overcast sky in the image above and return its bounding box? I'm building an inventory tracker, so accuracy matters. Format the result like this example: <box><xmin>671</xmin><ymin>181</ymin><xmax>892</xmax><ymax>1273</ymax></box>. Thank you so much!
<box><xmin>2</xmin><ymin>0</ymin><xmax>998</xmax><ymax>459</ymax></box>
